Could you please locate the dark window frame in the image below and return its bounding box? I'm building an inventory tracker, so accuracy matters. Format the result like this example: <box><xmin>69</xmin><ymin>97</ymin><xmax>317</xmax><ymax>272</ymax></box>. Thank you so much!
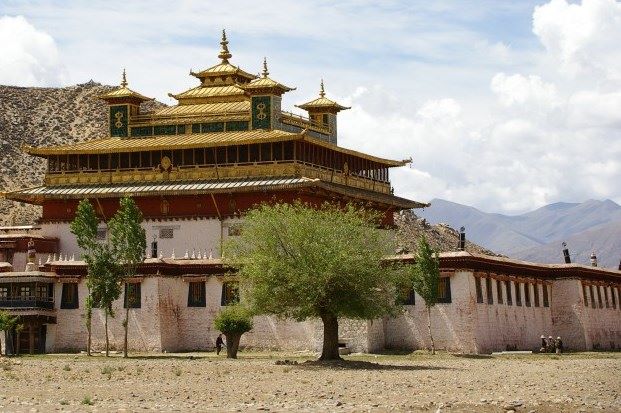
<box><xmin>188</xmin><ymin>281</ymin><xmax>206</xmax><ymax>307</ymax></box>
<box><xmin>221</xmin><ymin>282</ymin><xmax>239</xmax><ymax>306</ymax></box>
<box><xmin>485</xmin><ymin>277</ymin><xmax>493</xmax><ymax>305</ymax></box>
<box><xmin>124</xmin><ymin>282</ymin><xmax>141</xmax><ymax>309</ymax></box>
<box><xmin>505</xmin><ymin>280</ymin><xmax>512</xmax><ymax>306</ymax></box>
<box><xmin>437</xmin><ymin>277</ymin><xmax>452</xmax><ymax>303</ymax></box>
<box><xmin>515</xmin><ymin>281</ymin><xmax>522</xmax><ymax>306</ymax></box>
<box><xmin>60</xmin><ymin>283</ymin><xmax>79</xmax><ymax>309</ymax></box>
<box><xmin>475</xmin><ymin>276</ymin><xmax>483</xmax><ymax>303</ymax></box>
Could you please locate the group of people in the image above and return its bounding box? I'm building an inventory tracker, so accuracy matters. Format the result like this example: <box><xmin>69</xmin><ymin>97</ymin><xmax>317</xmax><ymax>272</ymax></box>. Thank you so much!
<box><xmin>540</xmin><ymin>335</ymin><xmax>563</xmax><ymax>354</ymax></box>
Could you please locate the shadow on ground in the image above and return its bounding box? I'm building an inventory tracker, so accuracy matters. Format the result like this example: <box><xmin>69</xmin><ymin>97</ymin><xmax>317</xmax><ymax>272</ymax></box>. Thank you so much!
<box><xmin>298</xmin><ymin>359</ymin><xmax>454</xmax><ymax>371</ymax></box>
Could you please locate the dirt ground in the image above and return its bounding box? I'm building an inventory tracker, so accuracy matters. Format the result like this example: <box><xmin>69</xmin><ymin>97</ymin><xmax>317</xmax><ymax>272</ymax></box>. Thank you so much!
<box><xmin>0</xmin><ymin>351</ymin><xmax>619</xmax><ymax>412</ymax></box>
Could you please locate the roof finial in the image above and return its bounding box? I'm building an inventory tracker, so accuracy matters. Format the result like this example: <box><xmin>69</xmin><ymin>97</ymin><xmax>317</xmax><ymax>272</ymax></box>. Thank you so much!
<box><xmin>218</xmin><ymin>29</ymin><xmax>232</xmax><ymax>64</ymax></box>
<box><xmin>319</xmin><ymin>79</ymin><xmax>325</xmax><ymax>98</ymax></box>
<box><xmin>121</xmin><ymin>68</ymin><xmax>128</xmax><ymax>88</ymax></box>
<box><xmin>262</xmin><ymin>57</ymin><xmax>269</xmax><ymax>78</ymax></box>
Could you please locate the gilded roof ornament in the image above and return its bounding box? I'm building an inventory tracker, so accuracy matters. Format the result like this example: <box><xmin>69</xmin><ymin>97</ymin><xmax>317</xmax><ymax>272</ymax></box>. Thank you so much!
<box><xmin>218</xmin><ymin>29</ymin><xmax>232</xmax><ymax>63</ymax></box>
<box><xmin>121</xmin><ymin>68</ymin><xmax>128</xmax><ymax>88</ymax></box>
<box><xmin>262</xmin><ymin>57</ymin><xmax>269</xmax><ymax>78</ymax></box>
<box><xmin>319</xmin><ymin>79</ymin><xmax>325</xmax><ymax>98</ymax></box>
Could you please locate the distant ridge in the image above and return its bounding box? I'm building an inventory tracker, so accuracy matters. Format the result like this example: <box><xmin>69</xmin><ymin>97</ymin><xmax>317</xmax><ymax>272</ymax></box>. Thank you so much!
<box><xmin>418</xmin><ymin>198</ymin><xmax>621</xmax><ymax>269</ymax></box>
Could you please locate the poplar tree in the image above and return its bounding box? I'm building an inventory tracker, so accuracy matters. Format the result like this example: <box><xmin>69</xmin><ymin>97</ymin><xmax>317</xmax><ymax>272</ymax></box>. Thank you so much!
<box><xmin>410</xmin><ymin>235</ymin><xmax>440</xmax><ymax>354</ymax></box>
<box><xmin>108</xmin><ymin>196</ymin><xmax>146</xmax><ymax>358</ymax></box>
<box><xmin>224</xmin><ymin>202</ymin><xmax>404</xmax><ymax>361</ymax></box>
<box><xmin>70</xmin><ymin>199</ymin><xmax>101</xmax><ymax>356</ymax></box>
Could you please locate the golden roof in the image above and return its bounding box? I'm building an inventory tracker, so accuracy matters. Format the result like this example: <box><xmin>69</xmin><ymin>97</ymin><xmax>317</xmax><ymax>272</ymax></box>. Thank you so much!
<box><xmin>241</xmin><ymin>58</ymin><xmax>294</xmax><ymax>94</ymax></box>
<box><xmin>169</xmin><ymin>85</ymin><xmax>248</xmax><ymax>100</ymax></box>
<box><xmin>24</xmin><ymin>130</ymin><xmax>405</xmax><ymax>166</ymax></box>
<box><xmin>296</xmin><ymin>80</ymin><xmax>350</xmax><ymax>112</ymax></box>
<box><xmin>98</xmin><ymin>69</ymin><xmax>153</xmax><ymax>102</ymax></box>
<box><xmin>190</xmin><ymin>30</ymin><xmax>256</xmax><ymax>81</ymax></box>
<box><xmin>151</xmin><ymin>101</ymin><xmax>249</xmax><ymax>117</ymax></box>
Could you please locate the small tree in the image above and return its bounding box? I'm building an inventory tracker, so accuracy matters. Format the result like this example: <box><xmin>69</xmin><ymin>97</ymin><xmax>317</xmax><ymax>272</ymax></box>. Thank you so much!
<box><xmin>88</xmin><ymin>245</ymin><xmax>122</xmax><ymax>357</ymax></box>
<box><xmin>70</xmin><ymin>199</ymin><xmax>100</xmax><ymax>356</ymax></box>
<box><xmin>225</xmin><ymin>202</ymin><xmax>405</xmax><ymax>360</ymax></box>
<box><xmin>410</xmin><ymin>235</ymin><xmax>440</xmax><ymax>354</ymax></box>
<box><xmin>213</xmin><ymin>304</ymin><xmax>253</xmax><ymax>359</ymax></box>
<box><xmin>108</xmin><ymin>196</ymin><xmax>146</xmax><ymax>358</ymax></box>
<box><xmin>0</xmin><ymin>311</ymin><xmax>20</xmax><ymax>356</ymax></box>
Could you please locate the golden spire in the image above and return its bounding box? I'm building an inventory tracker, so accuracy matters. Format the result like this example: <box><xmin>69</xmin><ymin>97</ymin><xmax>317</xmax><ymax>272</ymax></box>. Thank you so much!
<box><xmin>121</xmin><ymin>68</ymin><xmax>128</xmax><ymax>88</ymax></box>
<box><xmin>218</xmin><ymin>29</ymin><xmax>232</xmax><ymax>64</ymax></box>
<box><xmin>262</xmin><ymin>57</ymin><xmax>269</xmax><ymax>78</ymax></box>
<box><xmin>319</xmin><ymin>79</ymin><xmax>325</xmax><ymax>98</ymax></box>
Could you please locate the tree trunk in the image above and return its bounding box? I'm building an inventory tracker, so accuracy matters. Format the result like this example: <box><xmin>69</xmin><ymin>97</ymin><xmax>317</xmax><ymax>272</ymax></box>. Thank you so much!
<box><xmin>123</xmin><ymin>307</ymin><xmax>129</xmax><ymax>358</ymax></box>
<box><xmin>104</xmin><ymin>310</ymin><xmax>109</xmax><ymax>357</ymax></box>
<box><xmin>427</xmin><ymin>306</ymin><xmax>435</xmax><ymax>355</ymax></box>
<box><xmin>86</xmin><ymin>311</ymin><xmax>92</xmax><ymax>357</ymax></box>
<box><xmin>319</xmin><ymin>314</ymin><xmax>341</xmax><ymax>360</ymax></box>
<box><xmin>224</xmin><ymin>333</ymin><xmax>241</xmax><ymax>359</ymax></box>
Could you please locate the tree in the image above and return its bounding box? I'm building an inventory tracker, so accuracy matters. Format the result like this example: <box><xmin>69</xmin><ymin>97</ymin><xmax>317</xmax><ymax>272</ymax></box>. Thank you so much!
<box><xmin>224</xmin><ymin>202</ymin><xmax>404</xmax><ymax>360</ymax></box>
<box><xmin>108</xmin><ymin>196</ymin><xmax>146</xmax><ymax>358</ymax></box>
<box><xmin>0</xmin><ymin>311</ymin><xmax>20</xmax><ymax>356</ymax></box>
<box><xmin>70</xmin><ymin>199</ymin><xmax>100</xmax><ymax>356</ymax></box>
<box><xmin>409</xmin><ymin>235</ymin><xmax>440</xmax><ymax>355</ymax></box>
<box><xmin>88</xmin><ymin>245</ymin><xmax>122</xmax><ymax>356</ymax></box>
<box><xmin>213</xmin><ymin>304</ymin><xmax>253</xmax><ymax>359</ymax></box>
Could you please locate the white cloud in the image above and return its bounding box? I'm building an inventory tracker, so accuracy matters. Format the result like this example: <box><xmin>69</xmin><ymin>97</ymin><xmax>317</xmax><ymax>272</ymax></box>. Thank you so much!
<box><xmin>0</xmin><ymin>15</ymin><xmax>65</xmax><ymax>86</ymax></box>
<box><xmin>533</xmin><ymin>0</ymin><xmax>621</xmax><ymax>81</ymax></box>
<box><xmin>491</xmin><ymin>73</ymin><xmax>560</xmax><ymax>108</ymax></box>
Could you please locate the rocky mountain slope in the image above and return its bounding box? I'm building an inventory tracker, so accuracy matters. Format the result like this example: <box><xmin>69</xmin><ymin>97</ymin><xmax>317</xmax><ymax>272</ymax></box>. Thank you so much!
<box><xmin>419</xmin><ymin>198</ymin><xmax>621</xmax><ymax>268</ymax></box>
<box><xmin>0</xmin><ymin>82</ymin><xmax>161</xmax><ymax>225</ymax></box>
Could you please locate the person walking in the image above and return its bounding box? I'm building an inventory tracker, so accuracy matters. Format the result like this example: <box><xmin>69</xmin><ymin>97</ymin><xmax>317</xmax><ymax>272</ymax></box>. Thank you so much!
<box><xmin>216</xmin><ymin>334</ymin><xmax>225</xmax><ymax>355</ymax></box>
<box><xmin>540</xmin><ymin>335</ymin><xmax>546</xmax><ymax>353</ymax></box>
<box><xmin>555</xmin><ymin>336</ymin><xmax>563</xmax><ymax>354</ymax></box>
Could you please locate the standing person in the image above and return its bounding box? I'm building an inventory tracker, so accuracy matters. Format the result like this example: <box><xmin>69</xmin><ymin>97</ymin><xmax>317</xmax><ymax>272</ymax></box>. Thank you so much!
<box><xmin>540</xmin><ymin>335</ymin><xmax>547</xmax><ymax>353</ymax></box>
<box><xmin>555</xmin><ymin>337</ymin><xmax>563</xmax><ymax>354</ymax></box>
<box><xmin>547</xmin><ymin>336</ymin><xmax>554</xmax><ymax>353</ymax></box>
<box><xmin>216</xmin><ymin>334</ymin><xmax>224</xmax><ymax>355</ymax></box>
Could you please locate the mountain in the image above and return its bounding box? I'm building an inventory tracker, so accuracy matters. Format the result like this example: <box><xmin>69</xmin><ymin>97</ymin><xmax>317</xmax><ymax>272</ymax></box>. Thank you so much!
<box><xmin>0</xmin><ymin>82</ymin><xmax>163</xmax><ymax>226</ymax></box>
<box><xmin>418</xmin><ymin>198</ymin><xmax>621</xmax><ymax>269</ymax></box>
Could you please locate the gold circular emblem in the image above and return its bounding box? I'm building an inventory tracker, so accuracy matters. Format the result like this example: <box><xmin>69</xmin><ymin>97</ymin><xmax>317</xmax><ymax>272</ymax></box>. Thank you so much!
<box><xmin>161</xmin><ymin>156</ymin><xmax>171</xmax><ymax>170</ymax></box>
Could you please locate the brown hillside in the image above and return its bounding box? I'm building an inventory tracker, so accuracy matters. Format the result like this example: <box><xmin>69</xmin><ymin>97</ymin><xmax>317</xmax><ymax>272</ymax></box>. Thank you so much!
<box><xmin>0</xmin><ymin>82</ymin><xmax>162</xmax><ymax>225</ymax></box>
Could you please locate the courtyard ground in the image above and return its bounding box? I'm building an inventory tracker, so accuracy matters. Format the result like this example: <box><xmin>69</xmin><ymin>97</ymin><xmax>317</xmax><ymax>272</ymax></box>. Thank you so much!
<box><xmin>0</xmin><ymin>351</ymin><xmax>619</xmax><ymax>412</ymax></box>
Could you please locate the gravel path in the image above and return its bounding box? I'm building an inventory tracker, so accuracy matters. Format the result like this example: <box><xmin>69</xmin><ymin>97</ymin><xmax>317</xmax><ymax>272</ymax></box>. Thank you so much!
<box><xmin>0</xmin><ymin>351</ymin><xmax>619</xmax><ymax>412</ymax></box>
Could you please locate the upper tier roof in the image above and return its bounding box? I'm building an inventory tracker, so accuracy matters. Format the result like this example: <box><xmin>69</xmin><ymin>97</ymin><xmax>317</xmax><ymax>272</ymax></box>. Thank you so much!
<box><xmin>189</xmin><ymin>30</ymin><xmax>256</xmax><ymax>82</ymax></box>
<box><xmin>23</xmin><ymin>130</ymin><xmax>406</xmax><ymax>166</ymax></box>
<box><xmin>169</xmin><ymin>85</ymin><xmax>247</xmax><ymax>101</ymax></box>
<box><xmin>296</xmin><ymin>80</ymin><xmax>350</xmax><ymax>112</ymax></box>
<box><xmin>98</xmin><ymin>70</ymin><xmax>153</xmax><ymax>103</ymax></box>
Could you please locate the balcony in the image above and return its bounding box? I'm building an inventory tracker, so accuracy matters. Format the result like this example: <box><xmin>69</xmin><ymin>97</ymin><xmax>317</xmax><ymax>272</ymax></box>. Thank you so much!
<box><xmin>0</xmin><ymin>297</ymin><xmax>55</xmax><ymax>310</ymax></box>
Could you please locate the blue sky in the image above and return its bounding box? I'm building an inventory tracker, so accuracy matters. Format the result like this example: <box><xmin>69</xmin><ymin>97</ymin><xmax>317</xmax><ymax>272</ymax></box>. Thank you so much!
<box><xmin>1</xmin><ymin>0</ymin><xmax>620</xmax><ymax>214</ymax></box>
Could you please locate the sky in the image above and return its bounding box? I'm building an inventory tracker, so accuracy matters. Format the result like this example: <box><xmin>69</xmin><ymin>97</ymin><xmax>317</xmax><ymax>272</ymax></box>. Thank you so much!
<box><xmin>0</xmin><ymin>0</ymin><xmax>620</xmax><ymax>214</ymax></box>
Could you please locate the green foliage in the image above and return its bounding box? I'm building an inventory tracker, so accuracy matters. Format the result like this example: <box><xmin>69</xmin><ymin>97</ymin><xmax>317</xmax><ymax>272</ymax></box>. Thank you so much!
<box><xmin>108</xmin><ymin>196</ymin><xmax>146</xmax><ymax>277</ymax></box>
<box><xmin>410</xmin><ymin>235</ymin><xmax>440</xmax><ymax>308</ymax></box>
<box><xmin>0</xmin><ymin>311</ymin><xmax>20</xmax><ymax>332</ymax></box>
<box><xmin>214</xmin><ymin>304</ymin><xmax>253</xmax><ymax>335</ymax></box>
<box><xmin>88</xmin><ymin>245</ymin><xmax>122</xmax><ymax>318</ymax></box>
<box><xmin>224</xmin><ymin>202</ymin><xmax>404</xmax><ymax>321</ymax></box>
<box><xmin>70</xmin><ymin>199</ymin><xmax>99</xmax><ymax>254</ymax></box>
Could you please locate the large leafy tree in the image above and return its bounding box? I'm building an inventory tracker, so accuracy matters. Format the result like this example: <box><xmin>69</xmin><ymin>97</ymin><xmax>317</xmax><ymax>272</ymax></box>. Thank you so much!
<box><xmin>225</xmin><ymin>202</ymin><xmax>404</xmax><ymax>360</ymax></box>
<box><xmin>108</xmin><ymin>196</ymin><xmax>146</xmax><ymax>358</ymax></box>
<box><xmin>409</xmin><ymin>235</ymin><xmax>440</xmax><ymax>354</ymax></box>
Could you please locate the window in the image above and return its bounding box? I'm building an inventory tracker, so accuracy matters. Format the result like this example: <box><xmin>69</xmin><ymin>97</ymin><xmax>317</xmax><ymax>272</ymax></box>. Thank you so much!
<box><xmin>589</xmin><ymin>285</ymin><xmax>596</xmax><ymax>309</ymax></box>
<box><xmin>159</xmin><ymin>227</ymin><xmax>174</xmax><ymax>239</ymax></box>
<box><xmin>582</xmin><ymin>284</ymin><xmax>589</xmax><ymax>307</ymax></box>
<box><xmin>485</xmin><ymin>277</ymin><xmax>493</xmax><ymax>304</ymax></box>
<box><xmin>597</xmin><ymin>286</ymin><xmax>603</xmax><ymax>308</ymax></box>
<box><xmin>399</xmin><ymin>288</ymin><xmax>415</xmax><ymax>305</ymax></box>
<box><xmin>221</xmin><ymin>282</ymin><xmax>239</xmax><ymax>306</ymax></box>
<box><xmin>533</xmin><ymin>283</ymin><xmax>540</xmax><ymax>307</ymax></box>
<box><xmin>96</xmin><ymin>228</ymin><xmax>107</xmax><ymax>240</ymax></box>
<box><xmin>36</xmin><ymin>284</ymin><xmax>50</xmax><ymax>299</ymax></box>
<box><xmin>612</xmin><ymin>287</ymin><xmax>617</xmax><ymax>309</ymax></box>
<box><xmin>475</xmin><ymin>277</ymin><xmax>483</xmax><ymax>303</ymax></box>
<box><xmin>188</xmin><ymin>282</ymin><xmax>206</xmax><ymax>307</ymax></box>
<box><xmin>124</xmin><ymin>283</ymin><xmax>141</xmax><ymax>308</ymax></box>
<box><xmin>437</xmin><ymin>277</ymin><xmax>452</xmax><ymax>303</ymax></box>
<box><xmin>505</xmin><ymin>280</ymin><xmax>512</xmax><ymax>306</ymax></box>
<box><xmin>227</xmin><ymin>224</ymin><xmax>242</xmax><ymax>237</ymax></box>
<box><xmin>515</xmin><ymin>282</ymin><xmax>522</xmax><ymax>306</ymax></box>
<box><xmin>0</xmin><ymin>285</ymin><xmax>8</xmax><ymax>298</ymax></box>
<box><xmin>542</xmin><ymin>284</ymin><xmax>549</xmax><ymax>307</ymax></box>
<box><xmin>19</xmin><ymin>286</ymin><xmax>32</xmax><ymax>299</ymax></box>
<box><xmin>496</xmin><ymin>279</ymin><xmax>503</xmax><ymax>304</ymax></box>
<box><xmin>61</xmin><ymin>283</ymin><xmax>79</xmax><ymax>309</ymax></box>
<box><xmin>604</xmin><ymin>287</ymin><xmax>610</xmax><ymax>308</ymax></box>
<box><xmin>524</xmin><ymin>283</ymin><xmax>531</xmax><ymax>307</ymax></box>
